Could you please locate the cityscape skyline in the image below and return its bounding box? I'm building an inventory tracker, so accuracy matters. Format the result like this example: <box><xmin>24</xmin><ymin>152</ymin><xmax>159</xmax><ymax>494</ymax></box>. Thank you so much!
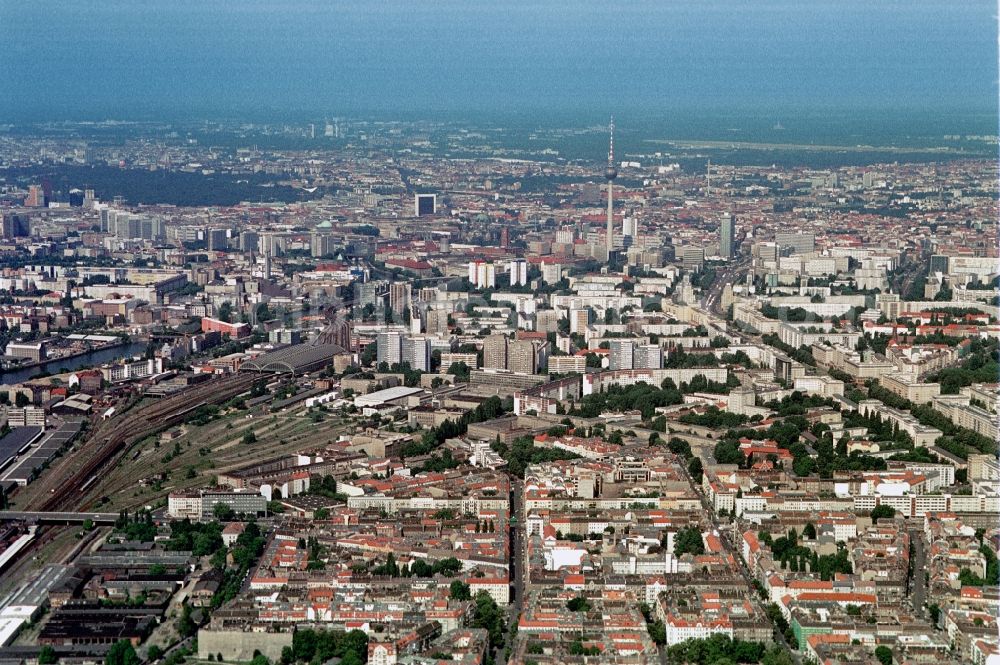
<box><xmin>0</xmin><ymin>3</ymin><xmax>997</xmax><ymax>665</ymax></box>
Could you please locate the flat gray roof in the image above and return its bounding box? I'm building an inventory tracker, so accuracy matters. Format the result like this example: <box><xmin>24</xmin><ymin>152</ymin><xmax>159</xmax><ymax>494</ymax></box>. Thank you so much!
<box><xmin>354</xmin><ymin>386</ymin><xmax>424</xmax><ymax>406</ymax></box>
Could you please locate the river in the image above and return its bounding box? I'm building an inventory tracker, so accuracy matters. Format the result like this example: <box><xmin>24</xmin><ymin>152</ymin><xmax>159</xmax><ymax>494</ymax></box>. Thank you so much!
<box><xmin>0</xmin><ymin>341</ymin><xmax>149</xmax><ymax>386</ymax></box>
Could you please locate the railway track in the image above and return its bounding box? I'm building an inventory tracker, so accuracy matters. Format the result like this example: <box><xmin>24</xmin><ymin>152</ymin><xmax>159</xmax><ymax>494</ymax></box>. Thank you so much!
<box><xmin>25</xmin><ymin>374</ymin><xmax>257</xmax><ymax>512</ymax></box>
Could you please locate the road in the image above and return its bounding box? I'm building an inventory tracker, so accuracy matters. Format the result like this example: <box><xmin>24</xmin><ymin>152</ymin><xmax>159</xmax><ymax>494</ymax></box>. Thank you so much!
<box><xmin>909</xmin><ymin>529</ymin><xmax>927</xmax><ymax>617</ymax></box>
<box><xmin>702</xmin><ymin>256</ymin><xmax>751</xmax><ymax>317</ymax></box>
<box><xmin>890</xmin><ymin>253</ymin><xmax>927</xmax><ymax>301</ymax></box>
<box><xmin>509</xmin><ymin>477</ymin><xmax>526</xmax><ymax>617</ymax></box>
<box><xmin>666</xmin><ymin>253</ymin><xmax>801</xmax><ymax>662</ymax></box>
<box><xmin>501</xmin><ymin>477</ymin><xmax>526</xmax><ymax>665</ymax></box>
<box><xmin>681</xmin><ymin>454</ymin><xmax>802</xmax><ymax>664</ymax></box>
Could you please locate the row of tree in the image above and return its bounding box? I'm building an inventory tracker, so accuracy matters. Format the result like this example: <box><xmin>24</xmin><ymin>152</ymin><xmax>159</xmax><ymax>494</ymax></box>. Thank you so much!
<box><xmin>665</xmin><ymin>634</ymin><xmax>792</xmax><ymax>665</ymax></box>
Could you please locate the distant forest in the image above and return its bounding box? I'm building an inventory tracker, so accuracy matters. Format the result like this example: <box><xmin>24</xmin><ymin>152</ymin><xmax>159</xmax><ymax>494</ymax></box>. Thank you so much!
<box><xmin>3</xmin><ymin>165</ymin><xmax>323</xmax><ymax>207</ymax></box>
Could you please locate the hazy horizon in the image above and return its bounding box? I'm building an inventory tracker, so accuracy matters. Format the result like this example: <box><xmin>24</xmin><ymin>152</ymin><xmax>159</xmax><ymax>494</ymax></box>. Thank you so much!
<box><xmin>1</xmin><ymin>1</ymin><xmax>997</xmax><ymax>124</ymax></box>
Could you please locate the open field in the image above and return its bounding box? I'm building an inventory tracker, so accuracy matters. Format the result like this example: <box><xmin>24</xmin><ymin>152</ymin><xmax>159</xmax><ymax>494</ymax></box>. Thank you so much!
<box><xmin>11</xmin><ymin>375</ymin><xmax>257</xmax><ymax>512</ymax></box>
<box><xmin>86</xmin><ymin>403</ymin><xmax>351</xmax><ymax>512</ymax></box>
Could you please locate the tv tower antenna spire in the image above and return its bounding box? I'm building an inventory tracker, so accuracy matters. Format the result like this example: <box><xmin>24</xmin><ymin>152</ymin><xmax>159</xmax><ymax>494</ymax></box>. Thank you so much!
<box><xmin>608</xmin><ymin>116</ymin><xmax>616</xmax><ymax>166</ymax></box>
<box><xmin>605</xmin><ymin>116</ymin><xmax>618</xmax><ymax>260</ymax></box>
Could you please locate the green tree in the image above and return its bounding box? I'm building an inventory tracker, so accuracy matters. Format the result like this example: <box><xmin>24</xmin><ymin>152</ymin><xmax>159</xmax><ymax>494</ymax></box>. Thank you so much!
<box><xmin>432</xmin><ymin>557</ymin><xmax>462</xmax><ymax>576</ymax></box>
<box><xmin>761</xmin><ymin>646</ymin><xmax>795</xmax><ymax>665</ymax></box>
<box><xmin>958</xmin><ymin>567</ymin><xmax>986</xmax><ymax>586</ymax></box>
<box><xmin>667</xmin><ymin>437</ymin><xmax>692</xmax><ymax>458</ymax></box>
<box><xmin>213</xmin><ymin>503</ymin><xmax>235</xmax><ymax>521</ymax></box>
<box><xmin>665</xmin><ymin>635</ymin><xmax>766</xmax><ymax>665</ymax></box>
<box><xmin>713</xmin><ymin>440</ymin><xmax>743</xmax><ymax>465</ymax></box>
<box><xmin>449</xmin><ymin>580</ymin><xmax>471</xmax><ymax>601</ymax></box>
<box><xmin>290</xmin><ymin>628</ymin><xmax>367</xmax><ymax>664</ymax></box>
<box><xmin>177</xmin><ymin>601</ymin><xmax>198</xmax><ymax>637</ymax></box>
<box><xmin>871</xmin><ymin>505</ymin><xmax>896</xmax><ymax>521</ymax></box>
<box><xmin>673</xmin><ymin>526</ymin><xmax>705</xmax><ymax>557</ymax></box>
<box><xmin>470</xmin><ymin>592</ymin><xmax>505</xmax><ymax>651</ymax></box>
<box><xmin>688</xmin><ymin>457</ymin><xmax>704</xmax><ymax>483</ymax></box>
<box><xmin>647</xmin><ymin>620</ymin><xmax>666</xmax><ymax>645</ymax></box>
<box><xmin>38</xmin><ymin>646</ymin><xmax>58</xmax><ymax>665</ymax></box>
<box><xmin>874</xmin><ymin>645</ymin><xmax>893</xmax><ymax>665</ymax></box>
<box><xmin>373</xmin><ymin>552</ymin><xmax>400</xmax><ymax>577</ymax></box>
<box><xmin>105</xmin><ymin>640</ymin><xmax>140</xmax><ymax>665</ymax></box>
<box><xmin>447</xmin><ymin>361</ymin><xmax>471</xmax><ymax>381</ymax></box>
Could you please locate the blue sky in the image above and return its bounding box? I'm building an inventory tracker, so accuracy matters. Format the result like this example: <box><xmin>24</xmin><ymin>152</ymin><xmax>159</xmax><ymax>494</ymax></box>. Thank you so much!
<box><xmin>1</xmin><ymin>1</ymin><xmax>996</xmax><ymax>120</ymax></box>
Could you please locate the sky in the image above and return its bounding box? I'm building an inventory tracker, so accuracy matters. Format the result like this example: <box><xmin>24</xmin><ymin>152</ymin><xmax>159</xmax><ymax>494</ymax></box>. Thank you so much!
<box><xmin>1</xmin><ymin>0</ymin><xmax>996</xmax><ymax>121</ymax></box>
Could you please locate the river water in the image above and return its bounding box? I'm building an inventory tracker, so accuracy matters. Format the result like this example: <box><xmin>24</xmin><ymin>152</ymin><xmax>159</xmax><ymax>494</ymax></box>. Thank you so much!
<box><xmin>1</xmin><ymin>341</ymin><xmax>149</xmax><ymax>386</ymax></box>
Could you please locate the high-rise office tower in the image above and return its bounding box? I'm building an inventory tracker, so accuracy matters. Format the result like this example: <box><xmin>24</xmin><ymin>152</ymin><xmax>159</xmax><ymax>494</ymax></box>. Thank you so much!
<box><xmin>507</xmin><ymin>339</ymin><xmax>538</xmax><ymax>375</ymax></box>
<box><xmin>424</xmin><ymin>308</ymin><xmax>450</xmax><ymax>335</ymax></box>
<box><xmin>623</xmin><ymin>216</ymin><xmax>638</xmax><ymax>239</ymax></box>
<box><xmin>355</xmin><ymin>280</ymin><xmax>387</xmax><ymax>309</ymax></box>
<box><xmin>681</xmin><ymin>246</ymin><xmax>705</xmax><ymax>271</ymax></box>
<box><xmin>125</xmin><ymin>215</ymin><xmax>143</xmax><ymax>239</ymax></box>
<box><xmin>25</xmin><ymin>185</ymin><xmax>44</xmax><ymax>207</ymax></box>
<box><xmin>483</xmin><ymin>334</ymin><xmax>508</xmax><ymax>370</ymax></box>
<box><xmin>928</xmin><ymin>254</ymin><xmax>949</xmax><ymax>274</ymax></box>
<box><xmin>754</xmin><ymin>241</ymin><xmax>779</xmax><ymax>264</ymax></box>
<box><xmin>418</xmin><ymin>287</ymin><xmax>439</xmax><ymax>303</ymax></box>
<box><xmin>401</xmin><ymin>336</ymin><xmax>431</xmax><ymax>371</ymax></box>
<box><xmin>311</xmin><ymin>233</ymin><xmax>335</xmax><ymax>258</ymax></box>
<box><xmin>207</xmin><ymin>228</ymin><xmax>228</xmax><ymax>252</ymax></box>
<box><xmin>676</xmin><ymin>274</ymin><xmax>696</xmax><ymax>306</ymax></box>
<box><xmin>414</xmin><ymin>194</ymin><xmax>437</xmax><ymax>216</ymax></box>
<box><xmin>775</xmin><ymin>232</ymin><xmax>815</xmax><ymax>255</ymax></box>
<box><xmin>634</xmin><ymin>344</ymin><xmax>663</xmax><ymax>369</ymax></box>
<box><xmin>719</xmin><ymin>213</ymin><xmax>735</xmax><ymax>260</ymax></box>
<box><xmin>1</xmin><ymin>214</ymin><xmax>30</xmax><ymax>238</ymax></box>
<box><xmin>240</xmin><ymin>231</ymin><xmax>259</xmax><ymax>253</ymax></box>
<box><xmin>389</xmin><ymin>282</ymin><xmax>412</xmax><ymax>316</ymax></box>
<box><xmin>468</xmin><ymin>261</ymin><xmax>496</xmax><ymax>288</ymax></box>
<box><xmin>609</xmin><ymin>340</ymin><xmax>635</xmax><ymax>371</ymax></box>
<box><xmin>605</xmin><ymin>117</ymin><xmax>618</xmax><ymax>260</ymax></box>
<box><xmin>569</xmin><ymin>308</ymin><xmax>590</xmax><ymax>335</ymax></box>
<box><xmin>260</xmin><ymin>233</ymin><xmax>273</xmax><ymax>279</ymax></box>
<box><xmin>376</xmin><ymin>331</ymin><xmax>403</xmax><ymax>366</ymax></box>
<box><xmin>139</xmin><ymin>217</ymin><xmax>163</xmax><ymax>241</ymax></box>
<box><xmin>541</xmin><ymin>262</ymin><xmax>563</xmax><ymax>284</ymax></box>
<box><xmin>509</xmin><ymin>259</ymin><xmax>528</xmax><ymax>287</ymax></box>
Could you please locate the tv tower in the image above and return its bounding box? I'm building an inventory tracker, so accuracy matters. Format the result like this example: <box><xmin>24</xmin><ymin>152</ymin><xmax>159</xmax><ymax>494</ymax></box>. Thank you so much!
<box><xmin>605</xmin><ymin>116</ymin><xmax>618</xmax><ymax>259</ymax></box>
